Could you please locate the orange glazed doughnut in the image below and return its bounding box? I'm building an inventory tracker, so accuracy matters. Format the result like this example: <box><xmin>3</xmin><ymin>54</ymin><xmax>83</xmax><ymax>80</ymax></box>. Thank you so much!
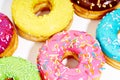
<box><xmin>71</xmin><ymin>0</ymin><xmax>120</xmax><ymax>19</ymax></box>
<box><xmin>0</xmin><ymin>13</ymin><xmax>18</xmax><ymax>57</ymax></box>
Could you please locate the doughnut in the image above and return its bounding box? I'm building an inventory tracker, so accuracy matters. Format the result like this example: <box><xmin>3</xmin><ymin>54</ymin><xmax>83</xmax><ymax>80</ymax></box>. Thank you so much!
<box><xmin>0</xmin><ymin>13</ymin><xmax>18</xmax><ymax>57</ymax></box>
<box><xmin>0</xmin><ymin>56</ymin><xmax>41</xmax><ymax>80</ymax></box>
<box><xmin>11</xmin><ymin>0</ymin><xmax>73</xmax><ymax>41</ymax></box>
<box><xmin>96</xmin><ymin>9</ymin><xmax>120</xmax><ymax>69</ymax></box>
<box><xmin>37</xmin><ymin>30</ymin><xmax>105</xmax><ymax>80</ymax></box>
<box><xmin>71</xmin><ymin>0</ymin><xmax>120</xmax><ymax>19</ymax></box>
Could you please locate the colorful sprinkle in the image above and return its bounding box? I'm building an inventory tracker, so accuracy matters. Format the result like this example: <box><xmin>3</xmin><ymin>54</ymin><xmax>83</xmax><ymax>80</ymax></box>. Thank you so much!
<box><xmin>37</xmin><ymin>30</ymin><xmax>105</xmax><ymax>80</ymax></box>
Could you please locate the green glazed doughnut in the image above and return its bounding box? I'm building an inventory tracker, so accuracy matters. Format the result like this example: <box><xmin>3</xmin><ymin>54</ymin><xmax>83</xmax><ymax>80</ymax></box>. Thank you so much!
<box><xmin>0</xmin><ymin>56</ymin><xmax>41</xmax><ymax>80</ymax></box>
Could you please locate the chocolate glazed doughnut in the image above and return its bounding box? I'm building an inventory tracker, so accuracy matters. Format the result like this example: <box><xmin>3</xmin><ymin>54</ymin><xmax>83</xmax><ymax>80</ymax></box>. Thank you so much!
<box><xmin>71</xmin><ymin>0</ymin><xmax>120</xmax><ymax>19</ymax></box>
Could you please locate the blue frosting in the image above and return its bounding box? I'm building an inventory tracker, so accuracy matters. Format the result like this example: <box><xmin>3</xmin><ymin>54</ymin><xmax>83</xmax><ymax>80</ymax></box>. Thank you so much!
<box><xmin>96</xmin><ymin>8</ymin><xmax>120</xmax><ymax>62</ymax></box>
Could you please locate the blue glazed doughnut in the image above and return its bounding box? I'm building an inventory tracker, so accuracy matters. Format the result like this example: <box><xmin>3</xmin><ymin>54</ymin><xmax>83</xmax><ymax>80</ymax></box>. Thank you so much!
<box><xmin>96</xmin><ymin>8</ymin><xmax>120</xmax><ymax>69</ymax></box>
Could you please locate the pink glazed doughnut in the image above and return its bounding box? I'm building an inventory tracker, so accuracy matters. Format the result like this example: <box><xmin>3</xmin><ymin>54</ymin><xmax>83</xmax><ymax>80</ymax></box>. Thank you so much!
<box><xmin>37</xmin><ymin>30</ymin><xmax>105</xmax><ymax>80</ymax></box>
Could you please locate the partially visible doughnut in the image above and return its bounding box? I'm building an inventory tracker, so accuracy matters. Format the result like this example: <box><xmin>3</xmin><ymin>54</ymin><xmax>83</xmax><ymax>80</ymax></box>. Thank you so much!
<box><xmin>0</xmin><ymin>13</ymin><xmax>18</xmax><ymax>57</ymax></box>
<box><xmin>96</xmin><ymin>9</ymin><xmax>120</xmax><ymax>69</ymax></box>
<box><xmin>37</xmin><ymin>30</ymin><xmax>105</xmax><ymax>80</ymax></box>
<box><xmin>0</xmin><ymin>56</ymin><xmax>41</xmax><ymax>80</ymax></box>
<box><xmin>71</xmin><ymin>0</ymin><xmax>120</xmax><ymax>19</ymax></box>
<box><xmin>11</xmin><ymin>0</ymin><xmax>73</xmax><ymax>41</ymax></box>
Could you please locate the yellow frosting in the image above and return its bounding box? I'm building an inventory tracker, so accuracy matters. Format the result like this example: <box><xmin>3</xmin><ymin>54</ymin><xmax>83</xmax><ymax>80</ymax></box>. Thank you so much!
<box><xmin>11</xmin><ymin>0</ymin><xmax>73</xmax><ymax>39</ymax></box>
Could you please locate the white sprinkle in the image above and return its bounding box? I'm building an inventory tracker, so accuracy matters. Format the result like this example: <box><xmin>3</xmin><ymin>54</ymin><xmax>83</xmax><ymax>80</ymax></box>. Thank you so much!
<box><xmin>104</xmin><ymin>1</ymin><xmax>111</xmax><ymax>5</ymax></box>
<box><xmin>77</xmin><ymin>0</ymin><xmax>80</xmax><ymax>4</ymax></box>
<box><xmin>79</xmin><ymin>78</ymin><xmax>83</xmax><ymax>80</ymax></box>
<box><xmin>0</xmin><ymin>19</ymin><xmax>2</xmax><ymax>22</ymax></box>
<box><xmin>44</xmin><ymin>75</ymin><xmax>47</xmax><ymax>79</ymax></box>
<box><xmin>41</xmin><ymin>66</ymin><xmax>43</xmax><ymax>70</ymax></box>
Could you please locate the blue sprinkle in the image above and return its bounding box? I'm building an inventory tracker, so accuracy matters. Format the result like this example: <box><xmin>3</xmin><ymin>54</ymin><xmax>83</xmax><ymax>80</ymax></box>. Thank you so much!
<box><xmin>99</xmin><ymin>67</ymin><xmax>106</xmax><ymax>71</ymax></box>
<box><xmin>93</xmin><ymin>43</ymin><xmax>99</xmax><ymax>47</ymax></box>
<box><xmin>91</xmin><ymin>52</ymin><xmax>96</xmax><ymax>58</ymax></box>
<box><xmin>42</xmin><ymin>64</ymin><xmax>47</xmax><ymax>70</ymax></box>
<box><xmin>45</xmin><ymin>60</ymin><xmax>49</xmax><ymax>64</ymax></box>
<box><xmin>58</xmin><ymin>76</ymin><xmax>62</xmax><ymax>79</ymax></box>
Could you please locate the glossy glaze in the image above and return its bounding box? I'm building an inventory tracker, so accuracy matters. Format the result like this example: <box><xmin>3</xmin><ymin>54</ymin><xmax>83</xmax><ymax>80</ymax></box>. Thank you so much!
<box><xmin>71</xmin><ymin>0</ymin><xmax>119</xmax><ymax>11</ymax></box>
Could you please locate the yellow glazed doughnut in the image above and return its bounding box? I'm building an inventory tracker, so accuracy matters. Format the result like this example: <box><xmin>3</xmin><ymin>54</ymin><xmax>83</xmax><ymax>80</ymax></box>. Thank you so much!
<box><xmin>11</xmin><ymin>0</ymin><xmax>73</xmax><ymax>41</ymax></box>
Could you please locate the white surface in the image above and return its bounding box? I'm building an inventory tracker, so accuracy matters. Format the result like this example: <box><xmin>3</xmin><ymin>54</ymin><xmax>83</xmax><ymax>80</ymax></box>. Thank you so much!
<box><xmin>0</xmin><ymin>0</ymin><xmax>120</xmax><ymax>80</ymax></box>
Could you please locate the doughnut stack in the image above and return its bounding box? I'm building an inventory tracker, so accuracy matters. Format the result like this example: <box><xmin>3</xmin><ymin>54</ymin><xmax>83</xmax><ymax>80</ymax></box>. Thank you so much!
<box><xmin>0</xmin><ymin>0</ymin><xmax>120</xmax><ymax>80</ymax></box>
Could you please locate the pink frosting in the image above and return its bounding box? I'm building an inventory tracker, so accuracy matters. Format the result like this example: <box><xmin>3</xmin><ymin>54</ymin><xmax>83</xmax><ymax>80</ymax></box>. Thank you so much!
<box><xmin>0</xmin><ymin>13</ymin><xmax>13</xmax><ymax>53</ymax></box>
<box><xmin>37</xmin><ymin>30</ymin><xmax>105</xmax><ymax>80</ymax></box>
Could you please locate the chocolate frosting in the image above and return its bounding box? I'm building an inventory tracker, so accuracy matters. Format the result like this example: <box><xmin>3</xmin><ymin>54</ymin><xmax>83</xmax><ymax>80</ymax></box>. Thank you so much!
<box><xmin>71</xmin><ymin>0</ymin><xmax>120</xmax><ymax>11</ymax></box>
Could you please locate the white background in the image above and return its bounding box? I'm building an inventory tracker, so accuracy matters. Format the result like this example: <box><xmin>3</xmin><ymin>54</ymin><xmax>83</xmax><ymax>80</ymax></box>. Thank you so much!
<box><xmin>0</xmin><ymin>0</ymin><xmax>120</xmax><ymax>80</ymax></box>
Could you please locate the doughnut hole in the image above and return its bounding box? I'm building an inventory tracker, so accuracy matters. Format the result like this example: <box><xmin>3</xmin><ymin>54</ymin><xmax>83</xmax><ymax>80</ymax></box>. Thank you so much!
<box><xmin>33</xmin><ymin>2</ymin><xmax>52</xmax><ymax>16</ymax></box>
<box><xmin>118</xmin><ymin>31</ymin><xmax>120</xmax><ymax>40</ymax></box>
<box><xmin>5</xmin><ymin>78</ymin><xmax>13</xmax><ymax>80</ymax></box>
<box><xmin>62</xmin><ymin>51</ymin><xmax>79</xmax><ymax>68</ymax></box>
